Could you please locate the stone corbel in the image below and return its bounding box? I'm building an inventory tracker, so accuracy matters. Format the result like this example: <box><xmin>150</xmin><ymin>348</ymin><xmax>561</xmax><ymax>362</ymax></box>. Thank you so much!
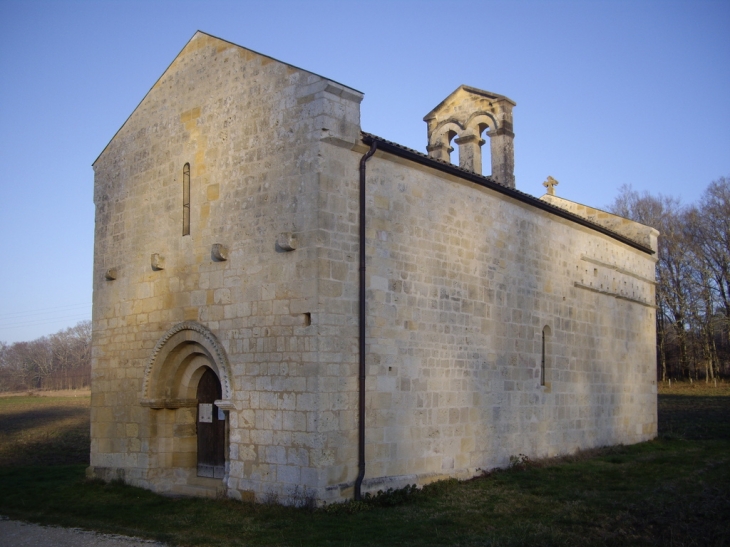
<box><xmin>211</xmin><ymin>243</ymin><xmax>228</xmax><ymax>262</ymax></box>
<box><xmin>105</xmin><ymin>268</ymin><xmax>118</xmax><ymax>281</ymax></box>
<box><xmin>151</xmin><ymin>253</ymin><xmax>165</xmax><ymax>271</ymax></box>
<box><xmin>276</xmin><ymin>233</ymin><xmax>298</xmax><ymax>252</ymax></box>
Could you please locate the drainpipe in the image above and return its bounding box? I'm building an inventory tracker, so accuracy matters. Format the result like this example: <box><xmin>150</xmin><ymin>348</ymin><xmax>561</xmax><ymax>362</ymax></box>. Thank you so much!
<box><xmin>355</xmin><ymin>140</ymin><xmax>377</xmax><ymax>501</ymax></box>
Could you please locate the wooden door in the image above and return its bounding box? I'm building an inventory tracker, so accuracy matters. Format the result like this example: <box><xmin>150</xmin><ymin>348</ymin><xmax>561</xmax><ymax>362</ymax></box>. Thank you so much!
<box><xmin>196</xmin><ymin>367</ymin><xmax>225</xmax><ymax>478</ymax></box>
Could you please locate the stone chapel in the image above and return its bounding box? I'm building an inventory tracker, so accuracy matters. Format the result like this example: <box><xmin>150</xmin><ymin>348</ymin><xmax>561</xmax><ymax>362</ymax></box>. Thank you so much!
<box><xmin>89</xmin><ymin>31</ymin><xmax>659</xmax><ymax>504</ymax></box>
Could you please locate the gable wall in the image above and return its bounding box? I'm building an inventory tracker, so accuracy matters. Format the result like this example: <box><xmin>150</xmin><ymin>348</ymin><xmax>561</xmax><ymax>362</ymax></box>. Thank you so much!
<box><xmin>91</xmin><ymin>33</ymin><xmax>363</xmax><ymax>499</ymax></box>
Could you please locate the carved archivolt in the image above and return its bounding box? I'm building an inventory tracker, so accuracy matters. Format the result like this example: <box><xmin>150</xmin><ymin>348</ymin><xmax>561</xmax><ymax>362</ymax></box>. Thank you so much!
<box><xmin>141</xmin><ymin>321</ymin><xmax>233</xmax><ymax>408</ymax></box>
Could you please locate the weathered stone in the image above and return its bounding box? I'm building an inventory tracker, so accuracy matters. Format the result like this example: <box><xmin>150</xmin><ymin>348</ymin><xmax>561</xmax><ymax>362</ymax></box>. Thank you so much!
<box><xmin>150</xmin><ymin>254</ymin><xmax>165</xmax><ymax>271</ymax></box>
<box><xmin>276</xmin><ymin>233</ymin><xmax>298</xmax><ymax>252</ymax></box>
<box><xmin>424</xmin><ymin>85</ymin><xmax>516</xmax><ymax>187</ymax></box>
<box><xmin>211</xmin><ymin>243</ymin><xmax>228</xmax><ymax>262</ymax></box>
<box><xmin>89</xmin><ymin>31</ymin><xmax>657</xmax><ymax>506</ymax></box>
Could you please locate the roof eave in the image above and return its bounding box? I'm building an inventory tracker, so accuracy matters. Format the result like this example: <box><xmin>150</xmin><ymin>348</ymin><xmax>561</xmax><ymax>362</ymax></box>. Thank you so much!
<box><xmin>360</xmin><ymin>132</ymin><xmax>654</xmax><ymax>255</ymax></box>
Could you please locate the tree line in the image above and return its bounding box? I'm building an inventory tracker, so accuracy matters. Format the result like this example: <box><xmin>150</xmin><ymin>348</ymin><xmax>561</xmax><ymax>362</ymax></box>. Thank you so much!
<box><xmin>2</xmin><ymin>177</ymin><xmax>728</xmax><ymax>390</ymax></box>
<box><xmin>608</xmin><ymin>177</ymin><xmax>730</xmax><ymax>381</ymax></box>
<box><xmin>0</xmin><ymin>320</ymin><xmax>91</xmax><ymax>391</ymax></box>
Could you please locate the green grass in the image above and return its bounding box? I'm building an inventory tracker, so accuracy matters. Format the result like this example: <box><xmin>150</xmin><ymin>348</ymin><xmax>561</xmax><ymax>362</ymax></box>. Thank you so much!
<box><xmin>0</xmin><ymin>394</ymin><xmax>89</xmax><ymax>466</ymax></box>
<box><xmin>0</xmin><ymin>386</ymin><xmax>728</xmax><ymax>546</ymax></box>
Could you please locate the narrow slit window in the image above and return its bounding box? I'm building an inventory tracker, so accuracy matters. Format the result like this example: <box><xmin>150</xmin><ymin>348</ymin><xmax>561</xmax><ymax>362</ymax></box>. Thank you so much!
<box><xmin>182</xmin><ymin>163</ymin><xmax>191</xmax><ymax>236</ymax></box>
<box><xmin>541</xmin><ymin>325</ymin><xmax>551</xmax><ymax>386</ymax></box>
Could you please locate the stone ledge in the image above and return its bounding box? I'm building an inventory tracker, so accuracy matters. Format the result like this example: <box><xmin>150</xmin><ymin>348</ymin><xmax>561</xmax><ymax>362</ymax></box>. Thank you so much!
<box><xmin>574</xmin><ymin>282</ymin><xmax>657</xmax><ymax>308</ymax></box>
<box><xmin>140</xmin><ymin>398</ymin><xmax>197</xmax><ymax>409</ymax></box>
<box><xmin>581</xmin><ymin>255</ymin><xmax>655</xmax><ymax>285</ymax></box>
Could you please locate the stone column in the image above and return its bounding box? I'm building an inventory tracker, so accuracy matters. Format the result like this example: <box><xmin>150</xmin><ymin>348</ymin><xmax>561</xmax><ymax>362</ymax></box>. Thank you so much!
<box><xmin>489</xmin><ymin>126</ymin><xmax>515</xmax><ymax>188</ymax></box>
<box><xmin>453</xmin><ymin>134</ymin><xmax>485</xmax><ymax>173</ymax></box>
<box><xmin>426</xmin><ymin>141</ymin><xmax>453</xmax><ymax>162</ymax></box>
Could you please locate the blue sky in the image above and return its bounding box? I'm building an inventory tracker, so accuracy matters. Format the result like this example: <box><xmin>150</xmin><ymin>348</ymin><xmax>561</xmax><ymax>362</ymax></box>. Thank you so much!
<box><xmin>0</xmin><ymin>0</ymin><xmax>728</xmax><ymax>343</ymax></box>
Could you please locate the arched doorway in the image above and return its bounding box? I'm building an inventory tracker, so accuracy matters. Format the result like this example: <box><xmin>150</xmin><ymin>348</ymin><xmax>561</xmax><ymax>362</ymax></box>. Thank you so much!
<box><xmin>196</xmin><ymin>367</ymin><xmax>225</xmax><ymax>478</ymax></box>
<box><xmin>141</xmin><ymin>322</ymin><xmax>234</xmax><ymax>493</ymax></box>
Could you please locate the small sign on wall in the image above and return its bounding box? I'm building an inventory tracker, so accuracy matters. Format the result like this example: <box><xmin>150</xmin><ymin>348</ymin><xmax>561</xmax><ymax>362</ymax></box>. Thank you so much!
<box><xmin>199</xmin><ymin>403</ymin><xmax>213</xmax><ymax>423</ymax></box>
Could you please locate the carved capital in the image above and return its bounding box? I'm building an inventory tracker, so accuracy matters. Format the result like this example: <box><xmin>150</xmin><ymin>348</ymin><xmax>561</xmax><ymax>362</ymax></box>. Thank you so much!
<box><xmin>453</xmin><ymin>134</ymin><xmax>485</xmax><ymax>147</ymax></box>
<box><xmin>214</xmin><ymin>399</ymin><xmax>236</xmax><ymax>411</ymax></box>
<box><xmin>140</xmin><ymin>398</ymin><xmax>198</xmax><ymax>409</ymax></box>
<box><xmin>426</xmin><ymin>142</ymin><xmax>453</xmax><ymax>162</ymax></box>
<box><xmin>487</xmin><ymin>127</ymin><xmax>514</xmax><ymax>138</ymax></box>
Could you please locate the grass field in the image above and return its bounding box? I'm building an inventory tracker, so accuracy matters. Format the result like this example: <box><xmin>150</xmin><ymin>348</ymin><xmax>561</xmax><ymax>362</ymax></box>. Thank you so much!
<box><xmin>0</xmin><ymin>384</ymin><xmax>728</xmax><ymax>546</ymax></box>
<box><xmin>0</xmin><ymin>394</ymin><xmax>90</xmax><ymax>466</ymax></box>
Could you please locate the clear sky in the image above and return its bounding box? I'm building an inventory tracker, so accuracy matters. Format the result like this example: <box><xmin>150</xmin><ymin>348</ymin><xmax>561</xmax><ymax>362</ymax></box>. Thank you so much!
<box><xmin>0</xmin><ymin>0</ymin><xmax>728</xmax><ymax>343</ymax></box>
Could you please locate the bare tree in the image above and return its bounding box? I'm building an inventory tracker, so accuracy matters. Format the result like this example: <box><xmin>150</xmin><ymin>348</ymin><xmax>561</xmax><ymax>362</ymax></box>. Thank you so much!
<box><xmin>608</xmin><ymin>187</ymin><xmax>691</xmax><ymax>379</ymax></box>
<box><xmin>696</xmin><ymin>178</ymin><xmax>730</xmax><ymax>374</ymax></box>
<box><xmin>609</xmin><ymin>178</ymin><xmax>730</xmax><ymax>380</ymax></box>
<box><xmin>0</xmin><ymin>320</ymin><xmax>92</xmax><ymax>391</ymax></box>
<box><xmin>12</xmin><ymin>338</ymin><xmax>55</xmax><ymax>389</ymax></box>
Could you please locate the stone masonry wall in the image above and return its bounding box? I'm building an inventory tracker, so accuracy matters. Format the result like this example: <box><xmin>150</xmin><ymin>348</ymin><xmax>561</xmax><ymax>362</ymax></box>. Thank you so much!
<box><xmin>541</xmin><ymin>194</ymin><xmax>659</xmax><ymax>251</ymax></box>
<box><xmin>92</xmin><ymin>31</ymin><xmax>657</xmax><ymax>505</ymax></box>
<box><xmin>318</xmin><ymin>149</ymin><xmax>658</xmax><ymax>495</ymax></box>
<box><xmin>91</xmin><ymin>32</ymin><xmax>363</xmax><ymax>501</ymax></box>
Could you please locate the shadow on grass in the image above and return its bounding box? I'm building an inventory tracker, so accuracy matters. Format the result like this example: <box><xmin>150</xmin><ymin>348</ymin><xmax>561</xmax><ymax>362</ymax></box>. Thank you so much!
<box><xmin>0</xmin><ymin>399</ymin><xmax>90</xmax><ymax>466</ymax></box>
<box><xmin>0</xmin><ymin>391</ymin><xmax>728</xmax><ymax>546</ymax></box>
<box><xmin>658</xmin><ymin>394</ymin><xmax>730</xmax><ymax>440</ymax></box>
<box><xmin>0</xmin><ymin>406</ymin><xmax>88</xmax><ymax>435</ymax></box>
<box><xmin>2</xmin><ymin>446</ymin><xmax>728</xmax><ymax>547</ymax></box>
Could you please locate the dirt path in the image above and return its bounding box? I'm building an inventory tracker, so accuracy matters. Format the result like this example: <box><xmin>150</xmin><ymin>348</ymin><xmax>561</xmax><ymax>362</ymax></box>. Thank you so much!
<box><xmin>0</xmin><ymin>517</ymin><xmax>167</xmax><ymax>546</ymax></box>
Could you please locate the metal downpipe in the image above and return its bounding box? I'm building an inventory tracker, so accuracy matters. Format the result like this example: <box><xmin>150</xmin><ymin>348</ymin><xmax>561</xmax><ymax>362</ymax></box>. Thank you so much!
<box><xmin>355</xmin><ymin>141</ymin><xmax>377</xmax><ymax>501</ymax></box>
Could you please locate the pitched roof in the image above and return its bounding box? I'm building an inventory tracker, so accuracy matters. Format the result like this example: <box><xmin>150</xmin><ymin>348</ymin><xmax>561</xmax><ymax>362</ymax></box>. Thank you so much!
<box><xmin>360</xmin><ymin>132</ymin><xmax>654</xmax><ymax>255</ymax></box>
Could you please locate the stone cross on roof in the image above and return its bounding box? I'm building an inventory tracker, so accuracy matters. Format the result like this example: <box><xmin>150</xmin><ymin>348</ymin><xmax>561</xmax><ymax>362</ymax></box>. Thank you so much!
<box><xmin>543</xmin><ymin>176</ymin><xmax>559</xmax><ymax>196</ymax></box>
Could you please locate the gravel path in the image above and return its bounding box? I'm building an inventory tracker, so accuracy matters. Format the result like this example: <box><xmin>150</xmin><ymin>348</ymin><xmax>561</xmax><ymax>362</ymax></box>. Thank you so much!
<box><xmin>0</xmin><ymin>517</ymin><xmax>168</xmax><ymax>546</ymax></box>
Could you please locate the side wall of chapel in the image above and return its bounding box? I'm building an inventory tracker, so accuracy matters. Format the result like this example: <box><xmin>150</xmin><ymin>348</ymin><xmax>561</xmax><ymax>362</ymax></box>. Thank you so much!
<box><xmin>317</xmin><ymin>148</ymin><xmax>658</xmax><ymax>495</ymax></box>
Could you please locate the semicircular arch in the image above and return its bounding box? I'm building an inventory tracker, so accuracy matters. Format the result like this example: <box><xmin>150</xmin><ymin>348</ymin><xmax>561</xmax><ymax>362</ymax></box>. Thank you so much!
<box><xmin>430</xmin><ymin>120</ymin><xmax>465</xmax><ymax>146</ymax></box>
<box><xmin>141</xmin><ymin>321</ymin><xmax>233</xmax><ymax>407</ymax></box>
<box><xmin>465</xmin><ymin>112</ymin><xmax>499</xmax><ymax>134</ymax></box>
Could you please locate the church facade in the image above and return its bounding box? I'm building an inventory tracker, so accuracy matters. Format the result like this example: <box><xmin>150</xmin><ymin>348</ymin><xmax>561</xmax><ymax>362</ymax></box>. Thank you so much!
<box><xmin>89</xmin><ymin>31</ymin><xmax>658</xmax><ymax>503</ymax></box>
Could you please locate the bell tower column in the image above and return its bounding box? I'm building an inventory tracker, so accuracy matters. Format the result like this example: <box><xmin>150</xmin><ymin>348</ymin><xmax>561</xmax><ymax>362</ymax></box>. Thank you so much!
<box><xmin>426</xmin><ymin>141</ymin><xmax>453</xmax><ymax>162</ymax></box>
<box><xmin>454</xmin><ymin>133</ymin><xmax>485</xmax><ymax>173</ymax></box>
<box><xmin>489</xmin><ymin>125</ymin><xmax>515</xmax><ymax>188</ymax></box>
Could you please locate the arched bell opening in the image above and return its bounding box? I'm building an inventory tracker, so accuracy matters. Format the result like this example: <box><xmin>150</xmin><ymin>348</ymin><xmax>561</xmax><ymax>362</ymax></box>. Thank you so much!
<box><xmin>428</xmin><ymin>115</ymin><xmax>500</xmax><ymax>176</ymax></box>
<box><xmin>425</xmin><ymin>88</ymin><xmax>515</xmax><ymax>186</ymax></box>
<box><xmin>463</xmin><ymin>112</ymin><xmax>498</xmax><ymax>177</ymax></box>
<box><xmin>427</xmin><ymin>121</ymin><xmax>461</xmax><ymax>164</ymax></box>
<box><xmin>445</xmin><ymin>128</ymin><xmax>459</xmax><ymax>166</ymax></box>
<box><xmin>474</xmin><ymin>119</ymin><xmax>494</xmax><ymax>178</ymax></box>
